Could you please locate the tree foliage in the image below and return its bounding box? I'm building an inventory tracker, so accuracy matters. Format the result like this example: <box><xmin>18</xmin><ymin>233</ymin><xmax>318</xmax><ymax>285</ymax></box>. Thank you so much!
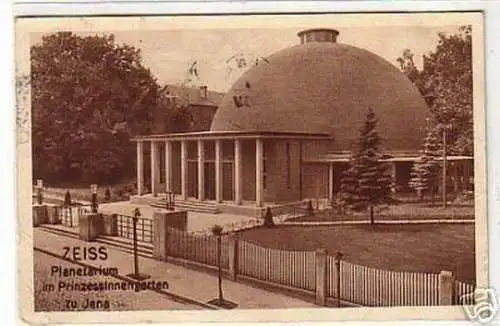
<box><xmin>409</xmin><ymin>128</ymin><xmax>441</xmax><ymax>202</ymax></box>
<box><xmin>339</xmin><ymin>108</ymin><xmax>392</xmax><ymax>224</ymax></box>
<box><xmin>397</xmin><ymin>25</ymin><xmax>473</xmax><ymax>155</ymax></box>
<box><xmin>31</xmin><ymin>32</ymin><xmax>183</xmax><ymax>184</ymax></box>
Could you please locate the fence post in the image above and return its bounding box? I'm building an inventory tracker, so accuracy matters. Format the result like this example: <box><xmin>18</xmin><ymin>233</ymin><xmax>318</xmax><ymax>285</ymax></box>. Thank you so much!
<box><xmin>102</xmin><ymin>214</ymin><xmax>118</xmax><ymax>236</ymax></box>
<box><xmin>32</xmin><ymin>205</ymin><xmax>48</xmax><ymax>226</ymax></box>
<box><xmin>152</xmin><ymin>211</ymin><xmax>169</xmax><ymax>261</ymax></box>
<box><xmin>438</xmin><ymin>270</ymin><xmax>455</xmax><ymax>305</ymax></box>
<box><xmin>46</xmin><ymin>206</ymin><xmax>60</xmax><ymax>224</ymax></box>
<box><xmin>335</xmin><ymin>251</ymin><xmax>343</xmax><ymax>307</ymax></box>
<box><xmin>79</xmin><ymin>212</ymin><xmax>102</xmax><ymax>241</ymax></box>
<box><xmin>315</xmin><ymin>248</ymin><xmax>328</xmax><ymax>306</ymax></box>
<box><xmin>228</xmin><ymin>233</ymin><xmax>239</xmax><ymax>281</ymax></box>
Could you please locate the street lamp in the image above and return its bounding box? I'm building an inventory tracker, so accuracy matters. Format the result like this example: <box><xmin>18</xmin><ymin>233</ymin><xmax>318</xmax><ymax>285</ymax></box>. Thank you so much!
<box><xmin>207</xmin><ymin>225</ymin><xmax>236</xmax><ymax>308</ymax></box>
<box><xmin>212</xmin><ymin>224</ymin><xmax>224</xmax><ymax>305</ymax></box>
<box><xmin>126</xmin><ymin>207</ymin><xmax>150</xmax><ymax>281</ymax></box>
<box><xmin>165</xmin><ymin>191</ymin><xmax>175</xmax><ymax>211</ymax></box>
<box><xmin>90</xmin><ymin>184</ymin><xmax>98</xmax><ymax>213</ymax></box>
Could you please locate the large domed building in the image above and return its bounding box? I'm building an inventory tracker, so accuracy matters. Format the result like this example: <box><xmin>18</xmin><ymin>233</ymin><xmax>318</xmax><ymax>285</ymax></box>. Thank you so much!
<box><xmin>132</xmin><ymin>29</ymin><xmax>471</xmax><ymax>216</ymax></box>
<box><xmin>211</xmin><ymin>29</ymin><xmax>426</xmax><ymax>151</ymax></box>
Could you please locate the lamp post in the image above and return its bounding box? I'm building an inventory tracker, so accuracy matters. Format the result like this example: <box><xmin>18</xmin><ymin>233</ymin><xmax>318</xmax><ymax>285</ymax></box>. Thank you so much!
<box><xmin>90</xmin><ymin>184</ymin><xmax>98</xmax><ymax>213</ymax></box>
<box><xmin>132</xmin><ymin>208</ymin><xmax>140</xmax><ymax>276</ymax></box>
<box><xmin>212</xmin><ymin>224</ymin><xmax>224</xmax><ymax>304</ymax></box>
<box><xmin>126</xmin><ymin>208</ymin><xmax>150</xmax><ymax>281</ymax></box>
<box><xmin>206</xmin><ymin>224</ymin><xmax>238</xmax><ymax>308</ymax></box>
<box><xmin>166</xmin><ymin>191</ymin><xmax>174</xmax><ymax>210</ymax></box>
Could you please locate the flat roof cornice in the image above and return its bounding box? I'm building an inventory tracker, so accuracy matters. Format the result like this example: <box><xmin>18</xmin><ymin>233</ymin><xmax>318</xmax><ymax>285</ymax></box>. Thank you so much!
<box><xmin>305</xmin><ymin>155</ymin><xmax>474</xmax><ymax>163</ymax></box>
<box><xmin>132</xmin><ymin>130</ymin><xmax>333</xmax><ymax>141</ymax></box>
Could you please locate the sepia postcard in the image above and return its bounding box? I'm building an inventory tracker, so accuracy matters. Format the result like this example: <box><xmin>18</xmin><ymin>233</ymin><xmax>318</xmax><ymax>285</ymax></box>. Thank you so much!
<box><xmin>16</xmin><ymin>11</ymin><xmax>492</xmax><ymax>324</ymax></box>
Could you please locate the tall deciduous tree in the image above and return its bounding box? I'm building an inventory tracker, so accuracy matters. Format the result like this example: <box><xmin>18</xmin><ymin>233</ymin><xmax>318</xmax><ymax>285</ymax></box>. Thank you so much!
<box><xmin>339</xmin><ymin>108</ymin><xmax>392</xmax><ymax>224</ymax></box>
<box><xmin>397</xmin><ymin>25</ymin><xmax>473</xmax><ymax>156</ymax></box>
<box><xmin>31</xmin><ymin>32</ymin><xmax>162</xmax><ymax>183</ymax></box>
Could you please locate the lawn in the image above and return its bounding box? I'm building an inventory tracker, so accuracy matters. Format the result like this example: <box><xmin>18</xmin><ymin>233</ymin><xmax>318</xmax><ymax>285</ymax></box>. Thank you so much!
<box><xmin>39</xmin><ymin>182</ymin><xmax>136</xmax><ymax>204</ymax></box>
<box><xmin>238</xmin><ymin>223</ymin><xmax>475</xmax><ymax>283</ymax></box>
<box><xmin>289</xmin><ymin>201</ymin><xmax>475</xmax><ymax>222</ymax></box>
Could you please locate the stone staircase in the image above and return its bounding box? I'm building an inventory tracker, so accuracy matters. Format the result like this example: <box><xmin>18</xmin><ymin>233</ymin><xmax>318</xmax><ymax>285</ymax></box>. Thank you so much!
<box><xmin>37</xmin><ymin>224</ymin><xmax>153</xmax><ymax>258</ymax></box>
<box><xmin>151</xmin><ymin>198</ymin><xmax>220</xmax><ymax>214</ymax></box>
<box><xmin>96</xmin><ymin>235</ymin><xmax>153</xmax><ymax>258</ymax></box>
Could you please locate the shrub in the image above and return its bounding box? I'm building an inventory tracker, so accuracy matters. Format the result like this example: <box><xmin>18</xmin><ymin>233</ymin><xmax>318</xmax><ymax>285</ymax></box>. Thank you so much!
<box><xmin>211</xmin><ymin>224</ymin><xmax>223</xmax><ymax>236</ymax></box>
<box><xmin>104</xmin><ymin>187</ymin><xmax>111</xmax><ymax>202</ymax></box>
<box><xmin>263</xmin><ymin>207</ymin><xmax>275</xmax><ymax>227</ymax></box>
<box><xmin>113</xmin><ymin>181</ymin><xmax>137</xmax><ymax>201</ymax></box>
<box><xmin>306</xmin><ymin>200</ymin><xmax>314</xmax><ymax>216</ymax></box>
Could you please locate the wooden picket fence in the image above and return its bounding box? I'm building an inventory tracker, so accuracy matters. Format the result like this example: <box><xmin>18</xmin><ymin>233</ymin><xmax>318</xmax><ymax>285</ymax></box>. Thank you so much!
<box><xmin>166</xmin><ymin>227</ymin><xmax>229</xmax><ymax>269</ymax></box>
<box><xmin>233</xmin><ymin>241</ymin><xmax>474</xmax><ymax>307</ymax></box>
<box><xmin>455</xmin><ymin>280</ymin><xmax>476</xmax><ymax>305</ymax></box>
<box><xmin>329</xmin><ymin>260</ymin><xmax>440</xmax><ymax>306</ymax></box>
<box><xmin>238</xmin><ymin>240</ymin><xmax>316</xmax><ymax>292</ymax></box>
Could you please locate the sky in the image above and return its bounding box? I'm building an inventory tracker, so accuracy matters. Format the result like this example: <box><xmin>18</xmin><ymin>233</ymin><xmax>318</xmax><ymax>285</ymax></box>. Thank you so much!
<box><xmin>31</xmin><ymin>25</ymin><xmax>463</xmax><ymax>93</ymax></box>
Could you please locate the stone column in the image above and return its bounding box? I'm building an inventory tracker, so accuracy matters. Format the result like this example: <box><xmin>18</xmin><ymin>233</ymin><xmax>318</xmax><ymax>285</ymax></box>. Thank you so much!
<box><xmin>438</xmin><ymin>270</ymin><xmax>455</xmax><ymax>305</ymax></box>
<box><xmin>46</xmin><ymin>206</ymin><xmax>60</xmax><ymax>224</ymax></box>
<box><xmin>328</xmin><ymin>163</ymin><xmax>334</xmax><ymax>203</ymax></box>
<box><xmin>152</xmin><ymin>211</ymin><xmax>169</xmax><ymax>261</ymax></box>
<box><xmin>215</xmin><ymin>139</ymin><xmax>223</xmax><ymax>203</ymax></box>
<box><xmin>180</xmin><ymin>140</ymin><xmax>188</xmax><ymax>200</ymax></box>
<box><xmin>164</xmin><ymin>140</ymin><xmax>172</xmax><ymax>193</ymax></box>
<box><xmin>315</xmin><ymin>248</ymin><xmax>328</xmax><ymax>306</ymax></box>
<box><xmin>102</xmin><ymin>214</ymin><xmax>118</xmax><ymax>236</ymax></box>
<box><xmin>197</xmin><ymin>139</ymin><xmax>205</xmax><ymax>201</ymax></box>
<box><xmin>234</xmin><ymin>139</ymin><xmax>242</xmax><ymax>205</ymax></box>
<box><xmin>79</xmin><ymin>213</ymin><xmax>102</xmax><ymax>242</ymax></box>
<box><xmin>33</xmin><ymin>205</ymin><xmax>48</xmax><ymax>226</ymax></box>
<box><xmin>391</xmin><ymin>162</ymin><xmax>397</xmax><ymax>193</ymax></box>
<box><xmin>255</xmin><ymin>138</ymin><xmax>264</xmax><ymax>207</ymax></box>
<box><xmin>150</xmin><ymin>141</ymin><xmax>160</xmax><ymax>197</ymax></box>
<box><xmin>136</xmin><ymin>141</ymin><xmax>144</xmax><ymax>195</ymax></box>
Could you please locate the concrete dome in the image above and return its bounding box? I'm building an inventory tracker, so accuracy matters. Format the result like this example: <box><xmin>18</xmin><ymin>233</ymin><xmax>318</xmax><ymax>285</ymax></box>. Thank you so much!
<box><xmin>210</xmin><ymin>30</ymin><xmax>428</xmax><ymax>151</ymax></box>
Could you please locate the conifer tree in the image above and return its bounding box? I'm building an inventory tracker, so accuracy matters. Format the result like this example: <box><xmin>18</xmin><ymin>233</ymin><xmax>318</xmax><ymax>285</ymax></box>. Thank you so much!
<box><xmin>338</xmin><ymin>164</ymin><xmax>359</xmax><ymax>210</ymax></box>
<box><xmin>409</xmin><ymin>128</ymin><xmax>441</xmax><ymax>203</ymax></box>
<box><xmin>339</xmin><ymin>108</ymin><xmax>392</xmax><ymax>224</ymax></box>
<box><xmin>63</xmin><ymin>190</ymin><xmax>72</xmax><ymax>207</ymax></box>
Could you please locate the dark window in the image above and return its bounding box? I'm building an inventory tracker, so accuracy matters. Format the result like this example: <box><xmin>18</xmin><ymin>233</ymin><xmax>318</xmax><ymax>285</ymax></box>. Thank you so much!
<box><xmin>286</xmin><ymin>142</ymin><xmax>291</xmax><ymax>188</ymax></box>
<box><xmin>263</xmin><ymin>141</ymin><xmax>268</xmax><ymax>190</ymax></box>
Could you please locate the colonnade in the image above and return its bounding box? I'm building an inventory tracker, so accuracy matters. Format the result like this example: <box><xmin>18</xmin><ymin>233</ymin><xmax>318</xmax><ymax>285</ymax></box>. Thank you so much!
<box><xmin>136</xmin><ymin>138</ymin><xmax>265</xmax><ymax>207</ymax></box>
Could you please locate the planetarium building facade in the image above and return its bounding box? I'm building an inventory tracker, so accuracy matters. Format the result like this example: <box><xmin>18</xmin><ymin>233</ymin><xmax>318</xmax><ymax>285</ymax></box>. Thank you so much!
<box><xmin>131</xmin><ymin>29</ymin><xmax>472</xmax><ymax>216</ymax></box>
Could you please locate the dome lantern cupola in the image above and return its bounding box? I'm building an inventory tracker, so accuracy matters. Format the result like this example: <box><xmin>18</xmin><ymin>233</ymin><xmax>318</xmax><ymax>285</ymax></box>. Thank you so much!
<box><xmin>297</xmin><ymin>28</ymin><xmax>339</xmax><ymax>44</ymax></box>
